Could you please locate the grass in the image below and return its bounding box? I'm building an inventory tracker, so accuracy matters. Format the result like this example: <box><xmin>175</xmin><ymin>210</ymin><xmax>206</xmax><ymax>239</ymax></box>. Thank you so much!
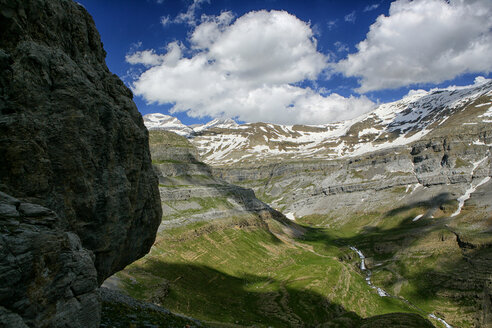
<box><xmin>153</xmin><ymin>159</ymin><xmax>188</xmax><ymax>164</ymax></box>
<box><xmin>100</xmin><ymin>300</ymin><xmax>202</xmax><ymax>327</ymax></box>
<box><xmin>454</xmin><ymin>157</ymin><xmax>470</xmax><ymax>168</ymax></box>
<box><xmin>297</xmin><ymin>206</ymin><xmax>484</xmax><ymax>328</ymax></box>
<box><xmin>153</xmin><ymin>158</ymin><xmax>208</xmax><ymax>164</ymax></box>
<box><xmin>149</xmin><ymin>130</ymin><xmax>194</xmax><ymax>148</ymax></box>
<box><xmin>118</xmin><ymin>214</ymin><xmax>433</xmax><ymax>327</ymax></box>
<box><xmin>351</xmin><ymin>169</ymin><xmax>366</xmax><ymax>180</ymax></box>
<box><xmin>163</xmin><ymin>196</ymin><xmax>235</xmax><ymax>220</ymax></box>
<box><xmin>117</xmin><ymin>178</ymin><xmax>485</xmax><ymax>328</ymax></box>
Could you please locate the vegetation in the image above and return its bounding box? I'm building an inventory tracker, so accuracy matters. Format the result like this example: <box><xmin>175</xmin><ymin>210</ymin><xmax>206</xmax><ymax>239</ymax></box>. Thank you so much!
<box><xmin>149</xmin><ymin>130</ymin><xmax>195</xmax><ymax>148</ymax></box>
<box><xmin>100</xmin><ymin>300</ymin><xmax>202</xmax><ymax>327</ymax></box>
<box><xmin>117</xmin><ymin>211</ymin><xmax>449</xmax><ymax>327</ymax></box>
<box><xmin>454</xmin><ymin>157</ymin><xmax>470</xmax><ymax>168</ymax></box>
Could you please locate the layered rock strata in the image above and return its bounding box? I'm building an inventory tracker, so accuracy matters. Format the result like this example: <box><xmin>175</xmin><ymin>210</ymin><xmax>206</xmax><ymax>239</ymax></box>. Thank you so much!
<box><xmin>150</xmin><ymin>130</ymin><xmax>282</xmax><ymax>230</ymax></box>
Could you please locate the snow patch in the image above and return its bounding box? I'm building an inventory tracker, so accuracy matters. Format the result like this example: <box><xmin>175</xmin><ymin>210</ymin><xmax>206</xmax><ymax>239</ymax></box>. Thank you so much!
<box><xmin>358</xmin><ymin>127</ymin><xmax>380</xmax><ymax>137</ymax></box>
<box><xmin>412</xmin><ymin>214</ymin><xmax>424</xmax><ymax>222</ymax></box>
<box><xmin>451</xmin><ymin>176</ymin><xmax>491</xmax><ymax>217</ymax></box>
<box><xmin>285</xmin><ymin>212</ymin><xmax>296</xmax><ymax>221</ymax></box>
<box><xmin>479</xmin><ymin>106</ymin><xmax>492</xmax><ymax>118</ymax></box>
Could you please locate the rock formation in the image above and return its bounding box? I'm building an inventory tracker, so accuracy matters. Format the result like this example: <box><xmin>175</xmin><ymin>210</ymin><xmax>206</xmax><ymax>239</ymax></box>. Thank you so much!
<box><xmin>0</xmin><ymin>0</ymin><xmax>162</xmax><ymax>326</ymax></box>
<box><xmin>0</xmin><ymin>192</ymin><xmax>100</xmax><ymax>328</ymax></box>
<box><xmin>149</xmin><ymin>130</ymin><xmax>287</xmax><ymax>231</ymax></box>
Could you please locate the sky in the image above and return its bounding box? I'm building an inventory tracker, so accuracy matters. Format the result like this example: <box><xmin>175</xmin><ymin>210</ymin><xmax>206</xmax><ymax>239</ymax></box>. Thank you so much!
<box><xmin>78</xmin><ymin>0</ymin><xmax>492</xmax><ymax>125</ymax></box>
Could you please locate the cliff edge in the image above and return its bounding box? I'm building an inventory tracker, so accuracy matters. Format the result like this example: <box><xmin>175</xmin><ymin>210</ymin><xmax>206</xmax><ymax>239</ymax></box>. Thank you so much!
<box><xmin>0</xmin><ymin>0</ymin><xmax>162</xmax><ymax>326</ymax></box>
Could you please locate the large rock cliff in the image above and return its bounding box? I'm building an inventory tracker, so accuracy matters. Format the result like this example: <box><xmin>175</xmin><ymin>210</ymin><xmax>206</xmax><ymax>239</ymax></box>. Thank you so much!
<box><xmin>0</xmin><ymin>192</ymin><xmax>100</xmax><ymax>328</ymax></box>
<box><xmin>0</xmin><ymin>0</ymin><xmax>162</xmax><ymax>326</ymax></box>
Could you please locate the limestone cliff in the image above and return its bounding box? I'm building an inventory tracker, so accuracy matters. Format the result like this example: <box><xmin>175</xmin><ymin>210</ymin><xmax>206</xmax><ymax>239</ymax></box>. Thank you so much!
<box><xmin>149</xmin><ymin>130</ymin><xmax>287</xmax><ymax>230</ymax></box>
<box><xmin>0</xmin><ymin>0</ymin><xmax>162</xmax><ymax>326</ymax></box>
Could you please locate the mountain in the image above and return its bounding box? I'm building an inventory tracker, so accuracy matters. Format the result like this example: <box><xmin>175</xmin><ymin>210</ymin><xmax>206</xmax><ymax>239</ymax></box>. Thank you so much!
<box><xmin>144</xmin><ymin>80</ymin><xmax>491</xmax><ymax>167</ymax></box>
<box><xmin>193</xmin><ymin>118</ymin><xmax>239</xmax><ymax>133</ymax></box>
<box><xmin>148</xmin><ymin>130</ymin><xmax>289</xmax><ymax>229</ymax></box>
<box><xmin>143</xmin><ymin>113</ymin><xmax>194</xmax><ymax>136</ymax></box>
<box><xmin>190</xmin><ymin>80</ymin><xmax>492</xmax><ymax>166</ymax></box>
<box><xmin>143</xmin><ymin>113</ymin><xmax>240</xmax><ymax>137</ymax></box>
<box><xmin>114</xmin><ymin>130</ymin><xmax>437</xmax><ymax>328</ymax></box>
<box><xmin>139</xmin><ymin>79</ymin><xmax>492</xmax><ymax>327</ymax></box>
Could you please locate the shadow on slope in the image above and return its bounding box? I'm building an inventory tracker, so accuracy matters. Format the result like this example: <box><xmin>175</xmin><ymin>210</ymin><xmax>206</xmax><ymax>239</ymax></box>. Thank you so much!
<box><xmin>124</xmin><ymin>261</ymin><xmax>434</xmax><ymax>328</ymax></box>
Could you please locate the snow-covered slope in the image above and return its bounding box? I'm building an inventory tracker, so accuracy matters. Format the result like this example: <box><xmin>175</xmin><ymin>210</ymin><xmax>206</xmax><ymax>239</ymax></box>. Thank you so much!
<box><xmin>144</xmin><ymin>80</ymin><xmax>492</xmax><ymax>166</ymax></box>
<box><xmin>193</xmin><ymin>118</ymin><xmax>239</xmax><ymax>133</ymax></box>
<box><xmin>143</xmin><ymin>113</ymin><xmax>194</xmax><ymax>137</ymax></box>
<box><xmin>143</xmin><ymin>114</ymin><xmax>240</xmax><ymax>137</ymax></box>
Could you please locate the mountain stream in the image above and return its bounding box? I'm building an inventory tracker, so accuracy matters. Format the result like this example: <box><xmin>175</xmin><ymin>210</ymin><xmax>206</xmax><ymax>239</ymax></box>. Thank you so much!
<box><xmin>349</xmin><ymin>246</ymin><xmax>453</xmax><ymax>328</ymax></box>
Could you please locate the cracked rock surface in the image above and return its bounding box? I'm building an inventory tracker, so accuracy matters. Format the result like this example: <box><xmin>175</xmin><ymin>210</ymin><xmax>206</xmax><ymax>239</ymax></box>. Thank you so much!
<box><xmin>0</xmin><ymin>192</ymin><xmax>100</xmax><ymax>328</ymax></box>
<box><xmin>0</xmin><ymin>0</ymin><xmax>162</xmax><ymax>326</ymax></box>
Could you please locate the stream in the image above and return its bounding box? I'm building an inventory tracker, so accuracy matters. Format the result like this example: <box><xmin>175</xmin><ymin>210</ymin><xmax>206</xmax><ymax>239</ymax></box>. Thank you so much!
<box><xmin>349</xmin><ymin>246</ymin><xmax>453</xmax><ymax>328</ymax></box>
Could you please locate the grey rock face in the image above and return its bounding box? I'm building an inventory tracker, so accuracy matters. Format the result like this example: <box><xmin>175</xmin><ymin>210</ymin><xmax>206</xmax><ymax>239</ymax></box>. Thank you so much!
<box><xmin>149</xmin><ymin>130</ymin><xmax>284</xmax><ymax>230</ymax></box>
<box><xmin>213</xmin><ymin>127</ymin><xmax>492</xmax><ymax>219</ymax></box>
<box><xmin>0</xmin><ymin>192</ymin><xmax>100</xmax><ymax>328</ymax></box>
<box><xmin>0</xmin><ymin>0</ymin><xmax>161</xmax><ymax>283</ymax></box>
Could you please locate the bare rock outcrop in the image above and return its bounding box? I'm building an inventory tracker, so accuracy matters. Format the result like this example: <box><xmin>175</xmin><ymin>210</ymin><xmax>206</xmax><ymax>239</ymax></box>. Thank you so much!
<box><xmin>0</xmin><ymin>0</ymin><xmax>162</xmax><ymax>326</ymax></box>
<box><xmin>0</xmin><ymin>192</ymin><xmax>100</xmax><ymax>327</ymax></box>
<box><xmin>0</xmin><ymin>0</ymin><xmax>161</xmax><ymax>282</ymax></box>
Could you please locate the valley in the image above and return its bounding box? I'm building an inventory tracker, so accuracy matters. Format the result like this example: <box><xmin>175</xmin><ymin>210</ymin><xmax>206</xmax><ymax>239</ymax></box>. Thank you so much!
<box><xmin>112</xmin><ymin>81</ymin><xmax>492</xmax><ymax>327</ymax></box>
<box><xmin>2</xmin><ymin>1</ymin><xmax>490</xmax><ymax>327</ymax></box>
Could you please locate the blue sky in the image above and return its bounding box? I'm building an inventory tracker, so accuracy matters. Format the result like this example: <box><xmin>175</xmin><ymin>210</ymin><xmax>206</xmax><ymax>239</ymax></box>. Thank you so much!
<box><xmin>78</xmin><ymin>0</ymin><xmax>492</xmax><ymax>125</ymax></box>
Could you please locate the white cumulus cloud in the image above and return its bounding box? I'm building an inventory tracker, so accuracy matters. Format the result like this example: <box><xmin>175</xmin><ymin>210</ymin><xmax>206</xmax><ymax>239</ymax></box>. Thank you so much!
<box><xmin>128</xmin><ymin>10</ymin><xmax>375</xmax><ymax>125</ymax></box>
<box><xmin>125</xmin><ymin>49</ymin><xmax>164</xmax><ymax>67</ymax></box>
<box><xmin>337</xmin><ymin>0</ymin><xmax>492</xmax><ymax>93</ymax></box>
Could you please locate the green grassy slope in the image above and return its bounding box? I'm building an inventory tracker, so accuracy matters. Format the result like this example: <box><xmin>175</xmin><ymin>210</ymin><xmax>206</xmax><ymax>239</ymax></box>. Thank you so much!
<box><xmin>117</xmin><ymin>214</ymin><xmax>438</xmax><ymax>327</ymax></box>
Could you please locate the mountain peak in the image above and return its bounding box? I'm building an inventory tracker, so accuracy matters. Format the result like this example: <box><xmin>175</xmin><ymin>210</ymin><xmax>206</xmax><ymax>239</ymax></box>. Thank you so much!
<box><xmin>194</xmin><ymin>118</ymin><xmax>238</xmax><ymax>133</ymax></box>
<box><xmin>143</xmin><ymin>113</ymin><xmax>194</xmax><ymax>136</ymax></box>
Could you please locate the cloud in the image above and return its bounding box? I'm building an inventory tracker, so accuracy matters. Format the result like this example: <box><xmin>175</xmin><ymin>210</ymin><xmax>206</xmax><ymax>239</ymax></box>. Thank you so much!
<box><xmin>159</xmin><ymin>0</ymin><xmax>210</xmax><ymax>27</ymax></box>
<box><xmin>363</xmin><ymin>3</ymin><xmax>380</xmax><ymax>12</ymax></box>
<box><xmin>174</xmin><ymin>0</ymin><xmax>210</xmax><ymax>26</ymax></box>
<box><xmin>344</xmin><ymin>11</ymin><xmax>356</xmax><ymax>23</ymax></box>
<box><xmin>125</xmin><ymin>49</ymin><xmax>164</xmax><ymax>67</ymax></box>
<box><xmin>337</xmin><ymin>0</ymin><xmax>492</xmax><ymax>93</ymax></box>
<box><xmin>334</xmin><ymin>41</ymin><xmax>349</xmax><ymax>53</ymax></box>
<box><xmin>127</xmin><ymin>10</ymin><xmax>375</xmax><ymax>125</ymax></box>
<box><xmin>327</xmin><ymin>19</ymin><xmax>337</xmax><ymax>30</ymax></box>
<box><xmin>160</xmin><ymin>15</ymin><xmax>171</xmax><ymax>26</ymax></box>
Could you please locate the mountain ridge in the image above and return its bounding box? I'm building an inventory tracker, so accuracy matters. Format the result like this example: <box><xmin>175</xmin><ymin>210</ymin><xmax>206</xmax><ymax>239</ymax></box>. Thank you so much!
<box><xmin>144</xmin><ymin>79</ymin><xmax>492</xmax><ymax>167</ymax></box>
<box><xmin>140</xmin><ymin>78</ymin><xmax>492</xmax><ymax>327</ymax></box>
